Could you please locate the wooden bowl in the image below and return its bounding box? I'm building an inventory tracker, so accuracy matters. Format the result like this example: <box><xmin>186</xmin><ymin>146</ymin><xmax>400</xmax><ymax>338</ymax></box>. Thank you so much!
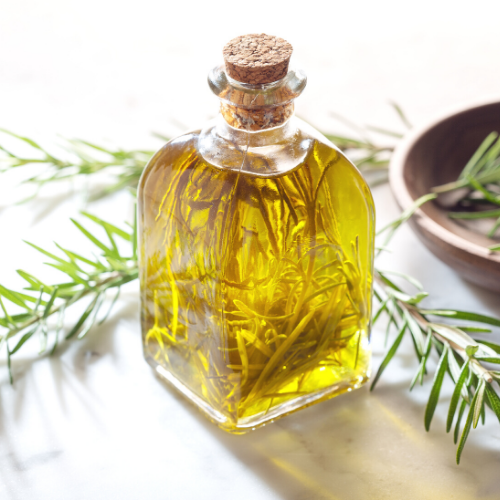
<box><xmin>389</xmin><ymin>101</ymin><xmax>500</xmax><ymax>293</ymax></box>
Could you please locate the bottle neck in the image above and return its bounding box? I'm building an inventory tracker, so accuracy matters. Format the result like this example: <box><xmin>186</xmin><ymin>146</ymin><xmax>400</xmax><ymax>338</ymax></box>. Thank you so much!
<box><xmin>220</xmin><ymin>101</ymin><xmax>294</xmax><ymax>131</ymax></box>
<box><xmin>208</xmin><ymin>65</ymin><xmax>306</xmax><ymax>132</ymax></box>
<box><xmin>198</xmin><ymin>65</ymin><xmax>312</xmax><ymax>177</ymax></box>
<box><xmin>213</xmin><ymin>112</ymin><xmax>298</xmax><ymax>148</ymax></box>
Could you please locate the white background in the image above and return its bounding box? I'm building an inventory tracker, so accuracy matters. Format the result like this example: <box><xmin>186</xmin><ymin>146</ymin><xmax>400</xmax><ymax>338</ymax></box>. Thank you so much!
<box><xmin>1</xmin><ymin>1</ymin><xmax>500</xmax><ymax>499</ymax></box>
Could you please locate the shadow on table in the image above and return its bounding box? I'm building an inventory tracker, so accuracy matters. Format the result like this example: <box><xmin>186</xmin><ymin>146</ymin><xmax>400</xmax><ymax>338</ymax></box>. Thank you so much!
<box><xmin>154</xmin><ymin>368</ymin><xmax>500</xmax><ymax>500</ymax></box>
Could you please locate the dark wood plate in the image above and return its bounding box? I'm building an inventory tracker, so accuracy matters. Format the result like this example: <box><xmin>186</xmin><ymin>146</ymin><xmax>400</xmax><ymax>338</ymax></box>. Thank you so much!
<box><xmin>389</xmin><ymin>101</ymin><xmax>500</xmax><ymax>293</ymax></box>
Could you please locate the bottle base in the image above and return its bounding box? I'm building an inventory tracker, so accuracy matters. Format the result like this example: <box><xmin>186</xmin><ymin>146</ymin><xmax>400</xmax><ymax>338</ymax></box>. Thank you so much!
<box><xmin>148</xmin><ymin>356</ymin><xmax>370</xmax><ymax>434</ymax></box>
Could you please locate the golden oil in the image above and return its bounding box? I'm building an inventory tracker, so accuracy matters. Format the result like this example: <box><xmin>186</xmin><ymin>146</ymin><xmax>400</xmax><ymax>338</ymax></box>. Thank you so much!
<box><xmin>139</xmin><ymin>127</ymin><xmax>374</xmax><ymax>433</ymax></box>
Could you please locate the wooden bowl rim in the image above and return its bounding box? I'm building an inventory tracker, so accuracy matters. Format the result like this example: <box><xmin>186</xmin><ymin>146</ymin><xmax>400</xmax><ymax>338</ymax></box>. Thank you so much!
<box><xmin>389</xmin><ymin>98</ymin><xmax>500</xmax><ymax>265</ymax></box>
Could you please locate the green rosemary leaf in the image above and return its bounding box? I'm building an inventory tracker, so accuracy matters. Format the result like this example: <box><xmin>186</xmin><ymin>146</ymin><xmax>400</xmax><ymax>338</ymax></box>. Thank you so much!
<box><xmin>45</xmin><ymin>262</ymin><xmax>89</xmax><ymax>287</ymax></box>
<box><xmin>370</xmin><ymin>320</ymin><xmax>407</xmax><ymax>391</ymax></box>
<box><xmin>466</xmin><ymin>176</ymin><xmax>500</xmax><ymax>206</ymax></box>
<box><xmin>70</xmin><ymin>219</ymin><xmax>112</xmax><ymax>254</ymax></box>
<box><xmin>0</xmin><ymin>284</ymin><xmax>32</xmax><ymax>310</ymax></box>
<box><xmin>24</xmin><ymin>241</ymin><xmax>68</xmax><ymax>265</ymax></box>
<box><xmin>447</xmin><ymin>349</ymin><xmax>462</xmax><ymax>383</ymax></box>
<box><xmin>410</xmin><ymin>329</ymin><xmax>432</xmax><ymax>391</ymax></box>
<box><xmin>38</xmin><ymin>320</ymin><xmax>48</xmax><ymax>354</ymax></box>
<box><xmin>384</xmin><ymin>308</ymin><xmax>393</xmax><ymax>347</ymax></box>
<box><xmin>54</xmin><ymin>244</ymin><xmax>105</xmax><ymax>270</ymax></box>
<box><xmin>50</xmin><ymin>302</ymin><xmax>66</xmax><ymax>355</ymax></box>
<box><xmin>454</xmin><ymin>399</ymin><xmax>467</xmax><ymax>445</ymax></box>
<box><xmin>459</xmin><ymin>132</ymin><xmax>498</xmax><ymax>180</ymax></box>
<box><xmin>0</xmin><ymin>294</ymin><xmax>17</xmax><ymax>327</ymax></box>
<box><xmin>458</xmin><ymin>326</ymin><xmax>492</xmax><ymax>333</ymax></box>
<box><xmin>420</xmin><ymin>309</ymin><xmax>500</xmax><ymax>327</ymax></box>
<box><xmin>376</xmin><ymin>272</ymin><xmax>403</xmax><ymax>292</ymax></box>
<box><xmin>449</xmin><ymin>209</ymin><xmax>500</xmax><ymax>220</ymax></box>
<box><xmin>424</xmin><ymin>345</ymin><xmax>449</xmax><ymax>431</ymax></box>
<box><xmin>429</xmin><ymin>323</ymin><xmax>480</xmax><ymax>352</ymax></box>
<box><xmin>476</xmin><ymin>339</ymin><xmax>500</xmax><ymax>354</ymax></box>
<box><xmin>42</xmin><ymin>287</ymin><xmax>59</xmax><ymax>318</ymax></box>
<box><xmin>456</xmin><ymin>387</ymin><xmax>479</xmax><ymax>464</ymax></box>
<box><xmin>472</xmin><ymin>379</ymin><xmax>486</xmax><ymax>429</ymax></box>
<box><xmin>487</xmin><ymin>217</ymin><xmax>500</xmax><ymax>238</ymax></box>
<box><xmin>65</xmin><ymin>294</ymin><xmax>99</xmax><ymax>339</ymax></box>
<box><xmin>481</xmin><ymin>137</ymin><xmax>500</xmax><ymax>171</ymax></box>
<box><xmin>81</xmin><ymin>212</ymin><xmax>132</xmax><ymax>241</ymax></box>
<box><xmin>0</xmin><ymin>313</ymin><xmax>31</xmax><ymax>328</ymax></box>
<box><xmin>490</xmin><ymin>244</ymin><xmax>500</xmax><ymax>251</ymax></box>
<box><xmin>376</xmin><ymin>193</ymin><xmax>437</xmax><ymax>249</ymax></box>
<box><xmin>72</xmin><ymin>139</ymin><xmax>122</xmax><ymax>157</ymax></box>
<box><xmin>374</xmin><ymin>245</ymin><xmax>392</xmax><ymax>253</ymax></box>
<box><xmin>376</xmin><ymin>269</ymin><xmax>423</xmax><ymax>290</ymax></box>
<box><xmin>485</xmin><ymin>384</ymin><xmax>500</xmax><ymax>423</ymax></box>
<box><xmin>104</xmin><ymin>227</ymin><xmax>119</xmax><ymax>257</ymax></box>
<box><xmin>0</xmin><ymin>127</ymin><xmax>46</xmax><ymax>152</ymax></box>
<box><xmin>447</xmin><ymin>361</ymin><xmax>469</xmax><ymax>432</ymax></box>
<box><xmin>365</xmin><ymin>125</ymin><xmax>403</xmax><ymax>139</ymax></box>
<box><xmin>9</xmin><ymin>326</ymin><xmax>38</xmax><ymax>355</ymax></box>
<box><xmin>390</xmin><ymin>289</ymin><xmax>428</xmax><ymax>305</ymax></box>
<box><xmin>475</xmin><ymin>356</ymin><xmax>500</xmax><ymax>364</ymax></box>
<box><xmin>390</xmin><ymin>101</ymin><xmax>412</xmax><ymax>129</ymax></box>
<box><xmin>372</xmin><ymin>297</ymin><xmax>389</xmax><ymax>326</ymax></box>
<box><xmin>16</xmin><ymin>270</ymin><xmax>52</xmax><ymax>293</ymax></box>
<box><xmin>78</xmin><ymin>292</ymin><xmax>104</xmax><ymax>339</ymax></box>
<box><xmin>98</xmin><ymin>287</ymin><xmax>121</xmax><ymax>326</ymax></box>
<box><xmin>402</xmin><ymin>309</ymin><xmax>425</xmax><ymax>356</ymax></box>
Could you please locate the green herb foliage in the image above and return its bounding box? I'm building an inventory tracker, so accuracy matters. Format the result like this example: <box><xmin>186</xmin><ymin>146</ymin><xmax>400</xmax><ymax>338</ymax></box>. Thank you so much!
<box><xmin>373</xmin><ymin>209</ymin><xmax>500</xmax><ymax>464</ymax></box>
<box><xmin>0</xmin><ymin>213</ymin><xmax>138</xmax><ymax>384</ymax></box>
<box><xmin>1</xmin><ymin>109</ymin><xmax>500</xmax><ymax>464</ymax></box>
<box><xmin>432</xmin><ymin>132</ymin><xmax>500</xmax><ymax>250</ymax></box>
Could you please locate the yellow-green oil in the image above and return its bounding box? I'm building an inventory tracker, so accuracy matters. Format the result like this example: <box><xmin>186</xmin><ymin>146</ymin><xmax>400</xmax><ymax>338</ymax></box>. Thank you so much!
<box><xmin>138</xmin><ymin>131</ymin><xmax>375</xmax><ymax>433</ymax></box>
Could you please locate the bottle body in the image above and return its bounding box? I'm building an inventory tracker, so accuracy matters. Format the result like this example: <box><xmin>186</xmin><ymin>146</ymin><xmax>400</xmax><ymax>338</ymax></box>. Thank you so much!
<box><xmin>138</xmin><ymin>118</ymin><xmax>375</xmax><ymax>433</ymax></box>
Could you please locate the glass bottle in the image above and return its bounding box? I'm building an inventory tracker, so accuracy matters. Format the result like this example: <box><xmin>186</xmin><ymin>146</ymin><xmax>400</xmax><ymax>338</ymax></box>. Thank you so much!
<box><xmin>138</xmin><ymin>34</ymin><xmax>375</xmax><ymax>433</ymax></box>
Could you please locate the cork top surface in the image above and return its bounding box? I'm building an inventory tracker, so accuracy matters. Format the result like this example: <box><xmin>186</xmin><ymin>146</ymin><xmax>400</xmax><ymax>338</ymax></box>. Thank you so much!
<box><xmin>223</xmin><ymin>34</ymin><xmax>293</xmax><ymax>85</ymax></box>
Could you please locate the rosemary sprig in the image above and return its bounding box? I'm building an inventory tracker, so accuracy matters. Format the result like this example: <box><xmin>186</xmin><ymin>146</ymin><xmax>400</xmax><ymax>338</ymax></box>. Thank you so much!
<box><xmin>373</xmin><ymin>202</ymin><xmax>500</xmax><ymax>464</ymax></box>
<box><xmin>432</xmin><ymin>132</ymin><xmax>500</xmax><ymax>249</ymax></box>
<box><xmin>0</xmin><ymin>128</ymin><xmax>156</xmax><ymax>200</ymax></box>
<box><xmin>0</xmin><ymin>212</ymin><xmax>138</xmax><ymax>383</ymax></box>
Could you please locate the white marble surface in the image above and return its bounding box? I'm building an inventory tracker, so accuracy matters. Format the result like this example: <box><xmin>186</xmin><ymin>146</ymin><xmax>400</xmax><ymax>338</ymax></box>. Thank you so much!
<box><xmin>1</xmin><ymin>1</ymin><xmax>500</xmax><ymax>499</ymax></box>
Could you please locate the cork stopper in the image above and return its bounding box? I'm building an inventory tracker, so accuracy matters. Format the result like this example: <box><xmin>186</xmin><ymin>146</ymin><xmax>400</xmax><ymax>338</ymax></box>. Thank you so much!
<box><xmin>223</xmin><ymin>34</ymin><xmax>293</xmax><ymax>85</ymax></box>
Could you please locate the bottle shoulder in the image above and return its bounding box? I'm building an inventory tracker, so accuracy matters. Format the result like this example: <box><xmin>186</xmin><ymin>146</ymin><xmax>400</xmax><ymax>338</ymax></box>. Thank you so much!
<box><xmin>139</xmin><ymin>118</ymin><xmax>374</xmax><ymax>213</ymax></box>
<box><xmin>296</xmin><ymin>119</ymin><xmax>375</xmax><ymax>207</ymax></box>
<box><xmin>138</xmin><ymin>129</ymin><xmax>201</xmax><ymax>192</ymax></box>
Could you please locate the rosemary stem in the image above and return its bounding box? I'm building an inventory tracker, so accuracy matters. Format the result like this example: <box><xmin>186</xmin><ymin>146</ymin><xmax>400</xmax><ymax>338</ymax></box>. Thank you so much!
<box><xmin>373</xmin><ymin>274</ymin><xmax>494</xmax><ymax>383</ymax></box>
<box><xmin>1</xmin><ymin>268</ymin><xmax>137</xmax><ymax>342</ymax></box>
<box><xmin>405</xmin><ymin>304</ymin><xmax>493</xmax><ymax>383</ymax></box>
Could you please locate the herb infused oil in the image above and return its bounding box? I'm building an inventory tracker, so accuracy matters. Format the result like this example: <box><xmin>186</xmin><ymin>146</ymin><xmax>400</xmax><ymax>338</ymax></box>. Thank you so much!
<box><xmin>138</xmin><ymin>34</ymin><xmax>375</xmax><ymax>432</ymax></box>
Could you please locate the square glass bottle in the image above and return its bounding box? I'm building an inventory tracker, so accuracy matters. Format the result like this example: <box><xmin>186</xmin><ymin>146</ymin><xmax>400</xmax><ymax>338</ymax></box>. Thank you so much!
<box><xmin>138</xmin><ymin>34</ymin><xmax>375</xmax><ymax>433</ymax></box>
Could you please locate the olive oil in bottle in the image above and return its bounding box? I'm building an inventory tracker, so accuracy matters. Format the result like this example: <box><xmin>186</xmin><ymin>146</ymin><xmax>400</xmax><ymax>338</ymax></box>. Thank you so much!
<box><xmin>138</xmin><ymin>34</ymin><xmax>375</xmax><ymax>433</ymax></box>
